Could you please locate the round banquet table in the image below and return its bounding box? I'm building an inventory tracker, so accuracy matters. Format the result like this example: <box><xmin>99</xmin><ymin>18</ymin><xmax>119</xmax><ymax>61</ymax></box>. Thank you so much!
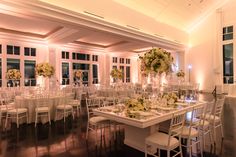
<box><xmin>15</xmin><ymin>95</ymin><xmax>69</xmax><ymax>123</ymax></box>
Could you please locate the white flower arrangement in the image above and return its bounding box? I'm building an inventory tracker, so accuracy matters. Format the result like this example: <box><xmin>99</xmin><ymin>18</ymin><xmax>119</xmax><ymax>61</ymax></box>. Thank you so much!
<box><xmin>139</xmin><ymin>48</ymin><xmax>174</xmax><ymax>75</ymax></box>
<box><xmin>162</xmin><ymin>92</ymin><xmax>178</xmax><ymax>106</ymax></box>
<box><xmin>125</xmin><ymin>97</ymin><xmax>150</xmax><ymax>118</ymax></box>
<box><xmin>35</xmin><ymin>63</ymin><xmax>55</xmax><ymax>78</ymax></box>
<box><xmin>176</xmin><ymin>70</ymin><xmax>185</xmax><ymax>78</ymax></box>
<box><xmin>110</xmin><ymin>68</ymin><xmax>123</xmax><ymax>79</ymax></box>
<box><xmin>6</xmin><ymin>69</ymin><xmax>21</xmax><ymax>80</ymax></box>
<box><xmin>74</xmin><ymin>70</ymin><xmax>83</xmax><ymax>79</ymax></box>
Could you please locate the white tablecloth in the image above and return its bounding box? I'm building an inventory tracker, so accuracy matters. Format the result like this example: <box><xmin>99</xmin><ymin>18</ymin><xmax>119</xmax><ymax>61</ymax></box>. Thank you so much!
<box><xmin>15</xmin><ymin>95</ymin><xmax>69</xmax><ymax>123</ymax></box>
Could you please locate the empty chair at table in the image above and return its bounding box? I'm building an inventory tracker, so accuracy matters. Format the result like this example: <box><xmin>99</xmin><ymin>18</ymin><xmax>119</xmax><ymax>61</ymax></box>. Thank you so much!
<box><xmin>5</xmin><ymin>96</ymin><xmax>28</xmax><ymax>128</ymax></box>
<box><xmin>55</xmin><ymin>96</ymin><xmax>74</xmax><ymax>122</ymax></box>
<box><xmin>86</xmin><ymin>98</ymin><xmax>110</xmax><ymax>145</ymax></box>
<box><xmin>145</xmin><ymin>110</ymin><xmax>186</xmax><ymax>157</ymax></box>
<box><xmin>35</xmin><ymin>96</ymin><xmax>51</xmax><ymax>127</ymax></box>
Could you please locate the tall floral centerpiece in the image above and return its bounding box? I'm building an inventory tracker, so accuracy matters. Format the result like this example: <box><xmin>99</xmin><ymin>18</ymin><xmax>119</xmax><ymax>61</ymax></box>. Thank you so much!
<box><xmin>6</xmin><ymin>69</ymin><xmax>21</xmax><ymax>87</ymax></box>
<box><xmin>176</xmin><ymin>70</ymin><xmax>185</xmax><ymax>83</ymax></box>
<box><xmin>139</xmin><ymin>48</ymin><xmax>174</xmax><ymax>87</ymax></box>
<box><xmin>74</xmin><ymin>70</ymin><xmax>83</xmax><ymax>86</ymax></box>
<box><xmin>110</xmin><ymin>69</ymin><xmax>123</xmax><ymax>83</ymax></box>
<box><xmin>35</xmin><ymin>63</ymin><xmax>55</xmax><ymax>88</ymax></box>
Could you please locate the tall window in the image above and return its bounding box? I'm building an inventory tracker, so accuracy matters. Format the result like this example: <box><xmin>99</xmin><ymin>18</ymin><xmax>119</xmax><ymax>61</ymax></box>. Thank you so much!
<box><xmin>126</xmin><ymin>66</ymin><xmax>131</xmax><ymax>82</ymax></box>
<box><xmin>0</xmin><ymin>45</ymin><xmax>2</xmax><ymax>54</ymax></box>
<box><xmin>24</xmin><ymin>60</ymin><xmax>36</xmax><ymax>86</ymax></box>
<box><xmin>93</xmin><ymin>64</ymin><xmax>98</xmax><ymax>84</ymax></box>
<box><xmin>7</xmin><ymin>59</ymin><xmax>20</xmax><ymax>87</ymax></box>
<box><xmin>24</xmin><ymin>47</ymin><xmax>36</xmax><ymax>56</ymax></box>
<box><xmin>7</xmin><ymin>45</ymin><xmax>20</xmax><ymax>55</ymax></box>
<box><xmin>223</xmin><ymin>43</ymin><xmax>233</xmax><ymax>83</ymax></box>
<box><xmin>223</xmin><ymin>25</ymin><xmax>234</xmax><ymax>84</ymax></box>
<box><xmin>0</xmin><ymin>59</ymin><xmax>2</xmax><ymax>87</ymax></box>
<box><xmin>120</xmin><ymin>66</ymin><xmax>125</xmax><ymax>82</ymax></box>
<box><xmin>62</xmin><ymin>62</ymin><xmax>69</xmax><ymax>85</ymax></box>
<box><xmin>73</xmin><ymin>63</ymin><xmax>90</xmax><ymax>85</ymax></box>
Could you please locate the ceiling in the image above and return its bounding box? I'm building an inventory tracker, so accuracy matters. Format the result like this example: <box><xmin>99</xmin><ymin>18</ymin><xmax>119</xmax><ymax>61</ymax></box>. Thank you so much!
<box><xmin>0</xmin><ymin>0</ymin><xmax>229</xmax><ymax>53</ymax></box>
<box><xmin>39</xmin><ymin>0</ymin><xmax>229</xmax><ymax>32</ymax></box>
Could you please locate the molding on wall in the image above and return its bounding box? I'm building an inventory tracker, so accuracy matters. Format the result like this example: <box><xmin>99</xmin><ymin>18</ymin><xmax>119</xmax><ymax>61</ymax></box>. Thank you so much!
<box><xmin>0</xmin><ymin>0</ymin><xmax>187</xmax><ymax>51</ymax></box>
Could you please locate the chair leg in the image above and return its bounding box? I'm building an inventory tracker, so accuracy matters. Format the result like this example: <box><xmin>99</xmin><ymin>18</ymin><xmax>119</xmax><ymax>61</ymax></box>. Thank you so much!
<box><xmin>35</xmin><ymin>113</ymin><xmax>38</xmax><ymax>127</ymax></box>
<box><xmin>5</xmin><ymin>113</ymin><xmax>8</xmax><ymax>129</ymax></box>
<box><xmin>48</xmin><ymin>112</ymin><xmax>51</xmax><ymax>125</ymax></box>
<box><xmin>145</xmin><ymin>144</ymin><xmax>148</xmax><ymax>157</ymax></box>
<box><xmin>16</xmin><ymin>114</ymin><xmax>19</xmax><ymax>128</ymax></box>
<box><xmin>86</xmin><ymin>122</ymin><xmax>89</xmax><ymax>139</ymax></box>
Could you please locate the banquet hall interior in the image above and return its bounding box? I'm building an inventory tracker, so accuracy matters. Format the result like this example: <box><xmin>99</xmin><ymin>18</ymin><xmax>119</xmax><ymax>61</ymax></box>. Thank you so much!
<box><xmin>0</xmin><ymin>0</ymin><xmax>236</xmax><ymax>157</ymax></box>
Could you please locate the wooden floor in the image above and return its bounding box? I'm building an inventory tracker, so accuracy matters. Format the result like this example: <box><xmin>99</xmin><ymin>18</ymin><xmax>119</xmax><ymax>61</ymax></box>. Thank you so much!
<box><xmin>0</xmin><ymin>94</ymin><xmax>228</xmax><ymax>157</ymax></box>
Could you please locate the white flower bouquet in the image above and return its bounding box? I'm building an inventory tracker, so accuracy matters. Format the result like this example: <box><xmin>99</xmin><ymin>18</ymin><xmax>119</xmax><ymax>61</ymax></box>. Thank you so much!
<box><xmin>125</xmin><ymin>97</ymin><xmax>151</xmax><ymax>118</ymax></box>
<box><xmin>162</xmin><ymin>92</ymin><xmax>178</xmax><ymax>106</ymax></box>
<box><xmin>35</xmin><ymin>63</ymin><xmax>55</xmax><ymax>78</ymax></box>
<box><xmin>139</xmin><ymin>48</ymin><xmax>174</xmax><ymax>75</ymax></box>
<box><xmin>74</xmin><ymin>70</ymin><xmax>83</xmax><ymax>79</ymax></box>
<box><xmin>110</xmin><ymin>68</ymin><xmax>123</xmax><ymax>79</ymax></box>
<box><xmin>6</xmin><ymin>69</ymin><xmax>21</xmax><ymax>80</ymax></box>
<box><xmin>176</xmin><ymin>70</ymin><xmax>185</xmax><ymax>78</ymax></box>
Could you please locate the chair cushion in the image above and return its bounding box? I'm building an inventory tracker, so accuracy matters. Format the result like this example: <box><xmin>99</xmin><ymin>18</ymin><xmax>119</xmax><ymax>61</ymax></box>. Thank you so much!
<box><xmin>145</xmin><ymin>132</ymin><xmax>179</xmax><ymax>150</ymax></box>
<box><xmin>89</xmin><ymin>116</ymin><xmax>109</xmax><ymax>124</ymax></box>
<box><xmin>8</xmin><ymin>108</ymin><xmax>27</xmax><ymax>114</ymax></box>
<box><xmin>56</xmin><ymin>105</ymin><xmax>73</xmax><ymax>110</ymax></box>
<box><xmin>36</xmin><ymin>107</ymin><xmax>49</xmax><ymax>112</ymax></box>
<box><xmin>181</xmin><ymin>126</ymin><xmax>199</xmax><ymax>138</ymax></box>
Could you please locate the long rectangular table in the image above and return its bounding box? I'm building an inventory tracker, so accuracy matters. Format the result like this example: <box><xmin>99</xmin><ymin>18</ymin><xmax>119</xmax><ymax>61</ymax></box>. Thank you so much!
<box><xmin>93</xmin><ymin>101</ymin><xmax>206</xmax><ymax>151</ymax></box>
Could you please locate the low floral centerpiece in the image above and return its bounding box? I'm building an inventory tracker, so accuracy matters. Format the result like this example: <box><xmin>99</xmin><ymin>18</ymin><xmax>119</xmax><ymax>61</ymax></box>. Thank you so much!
<box><xmin>176</xmin><ymin>70</ymin><xmax>185</xmax><ymax>78</ymax></box>
<box><xmin>35</xmin><ymin>63</ymin><xmax>55</xmax><ymax>78</ymax></box>
<box><xmin>139</xmin><ymin>48</ymin><xmax>174</xmax><ymax>75</ymax></box>
<box><xmin>161</xmin><ymin>92</ymin><xmax>178</xmax><ymax>107</ymax></box>
<box><xmin>125</xmin><ymin>97</ymin><xmax>151</xmax><ymax>118</ymax></box>
<box><xmin>110</xmin><ymin>68</ymin><xmax>123</xmax><ymax>81</ymax></box>
<box><xmin>74</xmin><ymin>70</ymin><xmax>83</xmax><ymax>79</ymax></box>
<box><xmin>6</xmin><ymin>69</ymin><xmax>21</xmax><ymax>80</ymax></box>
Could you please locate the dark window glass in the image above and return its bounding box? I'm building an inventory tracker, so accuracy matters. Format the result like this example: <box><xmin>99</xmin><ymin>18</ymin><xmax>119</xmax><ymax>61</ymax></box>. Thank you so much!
<box><xmin>112</xmin><ymin>65</ymin><xmax>117</xmax><ymax>69</ymax></box>
<box><xmin>112</xmin><ymin>57</ymin><xmax>117</xmax><ymax>63</ymax></box>
<box><xmin>14</xmin><ymin>46</ymin><xmax>20</xmax><ymax>55</ymax></box>
<box><xmin>31</xmin><ymin>48</ymin><xmax>36</xmax><ymax>56</ymax></box>
<box><xmin>76</xmin><ymin>53</ymin><xmax>90</xmax><ymax>61</ymax></box>
<box><xmin>120</xmin><ymin>58</ymin><xmax>124</xmax><ymax>64</ymax></box>
<box><xmin>126</xmin><ymin>66</ymin><xmax>130</xmax><ymax>82</ymax></box>
<box><xmin>223</xmin><ymin>43</ymin><xmax>234</xmax><ymax>83</ymax></box>
<box><xmin>223</xmin><ymin>26</ymin><xmax>233</xmax><ymax>41</ymax></box>
<box><xmin>0</xmin><ymin>45</ymin><xmax>2</xmax><ymax>54</ymax></box>
<box><xmin>73</xmin><ymin>63</ymin><xmax>89</xmax><ymax>70</ymax></box>
<box><xmin>66</xmin><ymin>52</ymin><xmax>69</xmax><ymax>59</ymax></box>
<box><xmin>62</xmin><ymin>62</ymin><xmax>69</xmax><ymax>85</ymax></box>
<box><xmin>24</xmin><ymin>47</ymin><xmax>30</xmax><ymax>56</ymax></box>
<box><xmin>93</xmin><ymin>64</ymin><xmax>98</xmax><ymax>84</ymax></box>
<box><xmin>126</xmin><ymin>59</ymin><xmax>130</xmax><ymax>64</ymax></box>
<box><xmin>223</xmin><ymin>34</ymin><xmax>233</xmax><ymax>40</ymax></box>
<box><xmin>228</xmin><ymin>26</ymin><xmax>233</xmax><ymax>33</ymax></box>
<box><xmin>62</xmin><ymin>51</ymin><xmax>65</xmax><ymax>59</ymax></box>
<box><xmin>7</xmin><ymin>45</ymin><xmax>13</xmax><ymax>54</ymax></box>
<box><xmin>24</xmin><ymin>60</ymin><xmax>36</xmax><ymax>86</ymax></box>
<box><xmin>72</xmin><ymin>53</ymin><xmax>76</xmax><ymax>59</ymax></box>
<box><xmin>92</xmin><ymin>55</ymin><xmax>98</xmax><ymax>61</ymax></box>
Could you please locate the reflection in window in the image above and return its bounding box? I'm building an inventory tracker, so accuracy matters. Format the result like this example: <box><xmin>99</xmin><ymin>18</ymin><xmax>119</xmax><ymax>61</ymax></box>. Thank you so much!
<box><xmin>126</xmin><ymin>66</ymin><xmax>130</xmax><ymax>82</ymax></box>
<box><xmin>73</xmin><ymin>63</ymin><xmax>90</xmax><ymax>86</ymax></box>
<box><xmin>24</xmin><ymin>60</ymin><xmax>36</xmax><ymax>86</ymax></box>
<box><xmin>223</xmin><ymin>43</ymin><xmax>233</xmax><ymax>83</ymax></box>
<box><xmin>62</xmin><ymin>62</ymin><xmax>69</xmax><ymax>85</ymax></box>
<box><xmin>93</xmin><ymin>64</ymin><xmax>98</xmax><ymax>84</ymax></box>
<box><xmin>7</xmin><ymin>58</ymin><xmax>20</xmax><ymax>87</ymax></box>
<box><xmin>120</xmin><ymin>66</ymin><xmax>125</xmax><ymax>82</ymax></box>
